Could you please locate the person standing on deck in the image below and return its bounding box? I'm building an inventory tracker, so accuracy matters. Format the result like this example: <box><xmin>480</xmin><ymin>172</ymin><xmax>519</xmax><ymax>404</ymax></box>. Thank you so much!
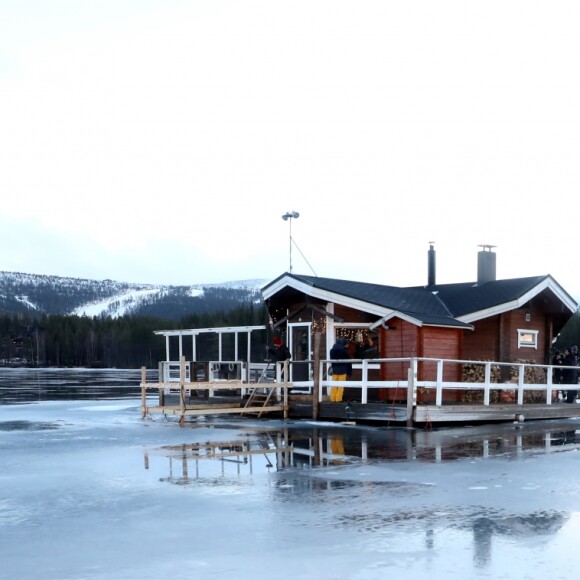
<box><xmin>552</xmin><ymin>350</ymin><xmax>565</xmax><ymax>401</ymax></box>
<box><xmin>562</xmin><ymin>347</ymin><xmax>578</xmax><ymax>403</ymax></box>
<box><xmin>329</xmin><ymin>338</ymin><xmax>352</xmax><ymax>402</ymax></box>
<box><xmin>268</xmin><ymin>336</ymin><xmax>291</xmax><ymax>381</ymax></box>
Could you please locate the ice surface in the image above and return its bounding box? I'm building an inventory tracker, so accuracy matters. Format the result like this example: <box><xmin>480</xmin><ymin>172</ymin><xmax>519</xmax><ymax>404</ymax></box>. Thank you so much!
<box><xmin>2</xmin><ymin>370</ymin><xmax>580</xmax><ymax>579</ymax></box>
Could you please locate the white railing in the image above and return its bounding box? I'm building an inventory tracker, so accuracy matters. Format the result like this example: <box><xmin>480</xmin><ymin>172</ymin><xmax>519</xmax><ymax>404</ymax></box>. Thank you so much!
<box><xmin>161</xmin><ymin>361</ymin><xmax>191</xmax><ymax>383</ymax></box>
<box><xmin>158</xmin><ymin>357</ymin><xmax>579</xmax><ymax>407</ymax></box>
<box><xmin>160</xmin><ymin>360</ymin><xmax>274</xmax><ymax>384</ymax></box>
<box><xmin>315</xmin><ymin>357</ymin><xmax>578</xmax><ymax>406</ymax></box>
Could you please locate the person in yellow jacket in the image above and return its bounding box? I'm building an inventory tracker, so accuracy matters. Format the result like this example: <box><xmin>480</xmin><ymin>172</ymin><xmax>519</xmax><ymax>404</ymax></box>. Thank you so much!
<box><xmin>329</xmin><ymin>338</ymin><xmax>352</xmax><ymax>402</ymax></box>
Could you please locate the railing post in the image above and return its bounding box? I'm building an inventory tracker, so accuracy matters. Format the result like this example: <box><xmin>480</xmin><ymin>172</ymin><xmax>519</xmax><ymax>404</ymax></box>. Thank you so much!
<box><xmin>179</xmin><ymin>355</ymin><xmax>186</xmax><ymax>426</ymax></box>
<box><xmin>361</xmin><ymin>360</ymin><xmax>368</xmax><ymax>405</ymax></box>
<box><xmin>517</xmin><ymin>364</ymin><xmax>525</xmax><ymax>405</ymax></box>
<box><xmin>275</xmin><ymin>361</ymin><xmax>282</xmax><ymax>399</ymax></box>
<box><xmin>484</xmin><ymin>362</ymin><xmax>491</xmax><ymax>406</ymax></box>
<box><xmin>407</xmin><ymin>359</ymin><xmax>417</xmax><ymax>427</ymax></box>
<box><xmin>546</xmin><ymin>366</ymin><xmax>553</xmax><ymax>404</ymax></box>
<box><xmin>312</xmin><ymin>333</ymin><xmax>321</xmax><ymax>420</ymax></box>
<box><xmin>158</xmin><ymin>361</ymin><xmax>165</xmax><ymax>407</ymax></box>
<box><xmin>283</xmin><ymin>367</ymin><xmax>289</xmax><ymax>419</ymax></box>
<box><xmin>436</xmin><ymin>360</ymin><xmax>443</xmax><ymax>406</ymax></box>
<box><xmin>283</xmin><ymin>360</ymin><xmax>290</xmax><ymax>401</ymax></box>
<box><xmin>140</xmin><ymin>366</ymin><xmax>147</xmax><ymax>419</ymax></box>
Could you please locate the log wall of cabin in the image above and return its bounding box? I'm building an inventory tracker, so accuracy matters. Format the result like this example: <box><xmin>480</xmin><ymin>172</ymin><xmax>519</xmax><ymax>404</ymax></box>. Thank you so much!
<box><xmin>378</xmin><ymin>322</ymin><xmax>463</xmax><ymax>403</ymax></box>
<box><xmin>509</xmin><ymin>304</ymin><xmax>548</xmax><ymax>363</ymax></box>
<box><xmin>420</xmin><ymin>327</ymin><xmax>463</xmax><ymax>380</ymax></box>
<box><xmin>462</xmin><ymin>316</ymin><xmax>500</xmax><ymax>361</ymax></box>
<box><xmin>418</xmin><ymin>326</ymin><xmax>463</xmax><ymax>403</ymax></box>
<box><xmin>380</xmin><ymin>319</ymin><xmax>418</xmax><ymax>379</ymax></box>
<box><xmin>377</xmin><ymin>319</ymin><xmax>415</xmax><ymax>402</ymax></box>
<box><xmin>463</xmin><ymin>304</ymin><xmax>548</xmax><ymax>364</ymax></box>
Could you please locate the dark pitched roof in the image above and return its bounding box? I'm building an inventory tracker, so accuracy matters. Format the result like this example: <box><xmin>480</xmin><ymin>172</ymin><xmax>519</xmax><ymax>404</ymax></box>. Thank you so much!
<box><xmin>262</xmin><ymin>272</ymin><xmax>577</xmax><ymax>329</ymax></box>
<box><xmin>420</xmin><ymin>276</ymin><xmax>550</xmax><ymax>317</ymax></box>
<box><xmin>289</xmin><ymin>274</ymin><xmax>451</xmax><ymax>316</ymax></box>
<box><xmin>265</xmin><ymin>274</ymin><xmax>469</xmax><ymax>328</ymax></box>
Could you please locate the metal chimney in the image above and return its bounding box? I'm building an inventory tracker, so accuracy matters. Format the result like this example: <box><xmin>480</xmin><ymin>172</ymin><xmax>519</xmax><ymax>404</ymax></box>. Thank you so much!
<box><xmin>477</xmin><ymin>245</ymin><xmax>496</xmax><ymax>285</ymax></box>
<box><xmin>428</xmin><ymin>242</ymin><xmax>436</xmax><ymax>287</ymax></box>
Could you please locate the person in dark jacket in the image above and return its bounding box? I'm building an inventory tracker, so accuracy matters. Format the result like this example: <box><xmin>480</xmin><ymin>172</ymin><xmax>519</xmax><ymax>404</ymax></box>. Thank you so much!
<box><xmin>329</xmin><ymin>338</ymin><xmax>352</xmax><ymax>402</ymax></box>
<box><xmin>552</xmin><ymin>350</ymin><xmax>565</xmax><ymax>401</ymax></box>
<box><xmin>562</xmin><ymin>347</ymin><xmax>578</xmax><ymax>403</ymax></box>
<box><xmin>268</xmin><ymin>336</ymin><xmax>291</xmax><ymax>362</ymax></box>
<box><xmin>552</xmin><ymin>350</ymin><xmax>564</xmax><ymax>384</ymax></box>
<box><xmin>268</xmin><ymin>336</ymin><xmax>291</xmax><ymax>381</ymax></box>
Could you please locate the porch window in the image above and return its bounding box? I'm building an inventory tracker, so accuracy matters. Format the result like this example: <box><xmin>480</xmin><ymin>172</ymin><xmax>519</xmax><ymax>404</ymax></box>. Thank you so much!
<box><xmin>517</xmin><ymin>329</ymin><xmax>538</xmax><ymax>349</ymax></box>
<box><xmin>334</xmin><ymin>326</ymin><xmax>378</xmax><ymax>359</ymax></box>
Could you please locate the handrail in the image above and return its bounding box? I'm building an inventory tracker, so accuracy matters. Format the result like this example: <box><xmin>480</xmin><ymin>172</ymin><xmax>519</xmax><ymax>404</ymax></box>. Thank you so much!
<box><xmin>153</xmin><ymin>356</ymin><xmax>579</xmax><ymax>408</ymax></box>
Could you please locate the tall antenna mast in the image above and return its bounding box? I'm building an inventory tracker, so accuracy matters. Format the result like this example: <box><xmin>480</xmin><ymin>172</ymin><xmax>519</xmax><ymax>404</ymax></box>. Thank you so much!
<box><xmin>281</xmin><ymin>211</ymin><xmax>299</xmax><ymax>272</ymax></box>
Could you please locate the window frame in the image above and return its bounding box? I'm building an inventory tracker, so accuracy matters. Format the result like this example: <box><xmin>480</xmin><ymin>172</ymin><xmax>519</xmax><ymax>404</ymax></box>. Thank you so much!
<box><xmin>517</xmin><ymin>328</ymin><xmax>538</xmax><ymax>349</ymax></box>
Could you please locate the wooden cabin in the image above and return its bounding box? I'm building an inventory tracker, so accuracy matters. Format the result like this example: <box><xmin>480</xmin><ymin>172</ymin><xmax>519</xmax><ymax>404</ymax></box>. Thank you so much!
<box><xmin>261</xmin><ymin>246</ymin><xmax>577</xmax><ymax>404</ymax></box>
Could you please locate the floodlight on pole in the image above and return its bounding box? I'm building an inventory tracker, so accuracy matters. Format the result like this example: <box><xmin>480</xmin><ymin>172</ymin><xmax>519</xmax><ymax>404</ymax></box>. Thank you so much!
<box><xmin>281</xmin><ymin>211</ymin><xmax>299</xmax><ymax>272</ymax></box>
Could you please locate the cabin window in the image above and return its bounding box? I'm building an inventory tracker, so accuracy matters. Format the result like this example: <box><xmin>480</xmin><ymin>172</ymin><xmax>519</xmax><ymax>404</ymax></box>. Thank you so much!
<box><xmin>517</xmin><ymin>329</ymin><xmax>538</xmax><ymax>349</ymax></box>
<box><xmin>334</xmin><ymin>326</ymin><xmax>379</xmax><ymax>359</ymax></box>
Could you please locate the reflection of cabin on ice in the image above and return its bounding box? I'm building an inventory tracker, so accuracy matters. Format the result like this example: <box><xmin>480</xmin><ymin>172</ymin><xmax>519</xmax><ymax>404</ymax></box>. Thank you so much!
<box><xmin>142</xmin><ymin>246</ymin><xmax>580</xmax><ymax>425</ymax></box>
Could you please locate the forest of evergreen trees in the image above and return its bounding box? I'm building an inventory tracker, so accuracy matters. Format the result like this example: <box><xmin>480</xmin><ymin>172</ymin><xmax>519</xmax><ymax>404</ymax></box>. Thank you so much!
<box><xmin>553</xmin><ymin>311</ymin><xmax>580</xmax><ymax>351</ymax></box>
<box><xmin>2</xmin><ymin>290</ymin><xmax>578</xmax><ymax>369</ymax></box>
<box><xmin>0</xmin><ymin>302</ymin><xmax>270</xmax><ymax>369</ymax></box>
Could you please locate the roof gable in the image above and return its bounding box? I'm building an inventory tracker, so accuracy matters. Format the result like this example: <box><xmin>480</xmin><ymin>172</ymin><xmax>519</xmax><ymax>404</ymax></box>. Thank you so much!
<box><xmin>262</xmin><ymin>272</ymin><xmax>577</xmax><ymax>329</ymax></box>
<box><xmin>437</xmin><ymin>275</ymin><xmax>577</xmax><ymax>323</ymax></box>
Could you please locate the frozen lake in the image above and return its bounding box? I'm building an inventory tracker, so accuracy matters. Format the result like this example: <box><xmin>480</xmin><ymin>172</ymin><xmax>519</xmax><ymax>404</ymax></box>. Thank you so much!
<box><xmin>2</xmin><ymin>369</ymin><xmax>580</xmax><ymax>579</ymax></box>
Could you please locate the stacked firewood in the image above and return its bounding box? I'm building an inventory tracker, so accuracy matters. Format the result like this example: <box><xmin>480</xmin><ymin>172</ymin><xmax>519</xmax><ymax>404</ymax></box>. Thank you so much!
<box><xmin>460</xmin><ymin>360</ymin><xmax>549</xmax><ymax>404</ymax></box>
<box><xmin>461</xmin><ymin>362</ymin><xmax>501</xmax><ymax>403</ymax></box>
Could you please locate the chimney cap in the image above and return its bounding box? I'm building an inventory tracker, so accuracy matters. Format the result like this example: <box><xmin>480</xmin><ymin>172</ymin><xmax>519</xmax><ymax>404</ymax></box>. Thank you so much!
<box><xmin>478</xmin><ymin>244</ymin><xmax>496</xmax><ymax>252</ymax></box>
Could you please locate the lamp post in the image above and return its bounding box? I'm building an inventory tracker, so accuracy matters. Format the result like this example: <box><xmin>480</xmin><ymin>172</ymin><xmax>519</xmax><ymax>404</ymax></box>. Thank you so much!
<box><xmin>281</xmin><ymin>211</ymin><xmax>299</xmax><ymax>272</ymax></box>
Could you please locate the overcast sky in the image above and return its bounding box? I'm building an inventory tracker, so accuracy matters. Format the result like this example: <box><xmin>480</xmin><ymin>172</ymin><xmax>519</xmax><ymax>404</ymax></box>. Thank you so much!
<box><xmin>1</xmin><ymin>1</ymin><xmax>579</xmax><ymax>298</ymax></box>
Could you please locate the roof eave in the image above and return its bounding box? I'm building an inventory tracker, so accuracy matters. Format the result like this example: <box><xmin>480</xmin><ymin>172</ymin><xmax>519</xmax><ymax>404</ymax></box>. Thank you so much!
<box><xmin>457</xmin><ymin>277</ymin><xmax>577</xmax><ymax>324</ymax></box>
<box><xmin>261</xmin><ymin>274</ymin><xmax>392</xmax><ymax>318</ymax></box>
<box><xmin>370</xmin><ymin>312</ymin><xmax>473</xmax><ymax>331</ymax></box>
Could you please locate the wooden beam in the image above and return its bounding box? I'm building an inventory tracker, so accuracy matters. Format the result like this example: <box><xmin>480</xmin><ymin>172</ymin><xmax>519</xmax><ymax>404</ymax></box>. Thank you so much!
<box><xmin>272</xmin><ymin>306</ymin><xmax>307</xmax><ymax>328</ymax></box>
<box><xmin>312</xmin><ymin>332</ymin><xmax>321</xmax><ymax>420</ymax></box>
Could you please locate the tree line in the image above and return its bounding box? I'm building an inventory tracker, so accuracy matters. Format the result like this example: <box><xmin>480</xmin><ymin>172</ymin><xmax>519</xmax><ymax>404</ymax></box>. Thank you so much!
<box><xmin>4</xmin><ymin>302</ymin><xmax>578</xmax><ymax>369</ymax></box>
<box><xmin>0</xmin><ymin>302</ymin><xmax>269</xmax><ymax>369</ymax></box>
<box><xmin>554</xmin><ymin>311</ymin><xmax>580</xmax><ymax>352</ymax></box>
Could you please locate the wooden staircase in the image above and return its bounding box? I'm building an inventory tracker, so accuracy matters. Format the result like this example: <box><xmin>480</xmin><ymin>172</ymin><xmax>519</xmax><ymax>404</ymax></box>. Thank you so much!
<box><xmin>242</xmin><ymin>385</ymin><xmax>282</xmax><ymax>417</ymax></box>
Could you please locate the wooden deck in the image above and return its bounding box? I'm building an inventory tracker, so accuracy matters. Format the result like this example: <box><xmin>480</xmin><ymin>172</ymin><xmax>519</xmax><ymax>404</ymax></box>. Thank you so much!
<box><xmin>140</xmin><ymin>357</ymin><xmax>580</xmax><ymax>427</ymax></box>
<box><xmin>413</xmin><ymin>402</ymin><xmax>580</xmax><ymax>424</ymax></box>
<box><xmin>142</xmin><ymin>386</ymin><xmax>580</xmax><ymax>426</ymax></box>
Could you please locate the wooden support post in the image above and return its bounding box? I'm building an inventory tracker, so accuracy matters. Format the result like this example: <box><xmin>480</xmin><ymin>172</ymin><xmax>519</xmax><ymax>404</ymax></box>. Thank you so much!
<box><xmin>406</xmin><ymin>363</ymin><xmax>416</xmax><ymax>428</ymax></box>
<box><xmin>312</xmin><ymin>332</ymin><xmax>321</xmax><ymax>420</ymax></box>
<box><xmin>140</xmin><ymin>366</ymin><xmax>147</xmax><ymax>419</ymax></box>
<box><xmin>283</xmin><ymin>360</ymin><xmax>289</xmax><ymax>418</ymax></box>
<box><xmin>361</xmin><ymin>360</ymin><xmax>368</xmax><ymax>404</ymax></box>
<box><xmin>483</xmin><ymin>362</ymin><xmax>491</xmax><ymax>406</ymax></box>
<box><xmin>179</xmin><ymin>355</ymin><xmax>186</xmax><ymax>426</ymax></box>
<box><xmin>517</xmin><ymin>364</ymin><xmax>525</xmax><ymax>405</ymax></box>
<box><xmin>435</xmin><ymin>360</ymin><xmax>443</xmax><ymax>406</ymax></box>
<box><xmin>158</xmin><ymin>360</ymin><xmax>165</xmax><ymax>407</ymax></box>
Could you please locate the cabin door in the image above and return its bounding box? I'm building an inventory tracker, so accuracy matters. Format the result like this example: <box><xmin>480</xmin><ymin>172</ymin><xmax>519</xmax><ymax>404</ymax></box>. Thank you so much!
<box><xmin>288</xmin><ymin>323</ymin><xmax>311</xmax><ymax>382</ymax></box>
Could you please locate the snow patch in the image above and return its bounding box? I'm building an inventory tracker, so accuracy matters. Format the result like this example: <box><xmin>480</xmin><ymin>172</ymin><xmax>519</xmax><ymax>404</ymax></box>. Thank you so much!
<box><xmin>14</xmin><ymin>295</ymin><xmax>38</xmax><ymax>310</ymax></box>
<box><xmin>72</xmin><ymin>288</ymin><xmax>162</xmax><ymax>318</ymax></box>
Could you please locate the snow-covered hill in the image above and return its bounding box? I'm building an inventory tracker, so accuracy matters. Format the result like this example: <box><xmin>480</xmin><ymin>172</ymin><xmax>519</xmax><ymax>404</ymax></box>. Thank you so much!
<box><xmin>0</xmin><ymin>271</ymin><xmax>267</xmax><ymax>319</ymax></box>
